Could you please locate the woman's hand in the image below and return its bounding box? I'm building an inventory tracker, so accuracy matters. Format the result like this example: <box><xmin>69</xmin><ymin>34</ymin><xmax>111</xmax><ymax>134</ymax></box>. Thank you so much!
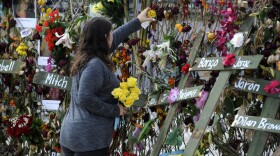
<box><xmin>137</xmin><ymin>7</ymin><xmax>155</xmax><ymax>23</ymax></box>
<box><xmin>118</xmin><ymin>104</ymin><xmax>126</xmax><ymax>116</ymax></box>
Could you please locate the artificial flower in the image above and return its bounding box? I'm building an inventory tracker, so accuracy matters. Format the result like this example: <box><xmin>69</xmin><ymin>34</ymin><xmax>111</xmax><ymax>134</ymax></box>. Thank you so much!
<box><xmin>132</xmin><ymin>124</ymin><xmax>143</xmax><ymax>138</ymax></box>
<box><xmin>223</xmin><ymin>54</ymin><xmax>236</xmax><ymax>66</ymax></box>
<box><xmin>142</xmin><ymin>49</ymin><xmax>157</xmax><ymax>67</ymax></box>
<box><xmin>112</xmin><ymin>88</ymin><xmax>123</xmax><ymax>98</ymax></box>
<box><xmin>193</xmin><ymin>113</ymin><xmax>200</xmax><ymax>123</ymax></box>
<box><xmin>129</xmin><ymin>93</ymin><xmax>139</xmax><ymax>101</ymax></box>
<box><xmin>130</xmin><ymin>87</ymin><xmax>141</xmax><ymax>95</ymax></box>
<box><xmin>167</xmin><ymin>87</ymin><xmax>179</xmax><ymax>104</ymax></box>
<box><xmin>127</xmin><ymin>77</ymin><xmax>137</xmax><ymax>87</ymax></box>
<box><xmin>119</xmin><ymin>94</ymin><xmax>127</xmax><ymax>103</ymax></box>
<box><xmin>123</xmin><ymin>89</ymin><xmax>130</xmax><ymax>96</ymax></box>
<box><xmin>175</xmin><ymin>24</ymin><xmax>183</xmax><ymax>32</ymax></box>
<box><xmin>147</xmin><ymin>10</ymin><xmax>157</xmax><ymax>18</ymax></box>
<box><xmin>55</xmin><ymin>31</ymin><xmax>74</xmax><ymax>49</ymax></box>
<box><xmin>38</xmin><ymin>0</ymin><xmax>46</xmax><ymax>6</ymax></box>
<box><xmin>264</xmin><ymin>80</ymin><xmax>280</xmax><ymax>95</ymax></box>
<box><xmin>124</xmin><ymin>96</ymin><xmax>135</xmax><ymax>107</ymax></box>
<box><xmin>230</xmin><ymin>32</ymin><xmax>244</xmax><ymax>47</ymax></box>
<box><xmin>16</xmin><ymin>42</ymin><xmax>28</xmax><ymax>56</ymax></box>
<box><xmin>277</xmin><ymin>61</ymin><xmax>280</xmax><ymax>71</ymax></box>
<box><xmin>195</xmin><ymin>90</ymin><xmax>209</xmax><ymax>110</ymax></box>
<box><xmin>92</xmin><ymin>2</ymin><xmax>104</xmax><ymax>13</ymax></box>
<box><xmin>181</xmin><ymin>63</ymin><xmax>190</xmax><ymax>75</ymax></box>
<box><xmin>207</xmin><ymin>32</ymin><xmax>215</xmax><ymax>43</ymax></box>
<box><xmin>168</xmin><ymin>77</ymin><xmax>175</xmax><ymax>87</ymax></box>
<box><xmin>120</xmin><ymin>82</ymin><xmax>128</xmax><ymax>89</ymax></box>
<box><xmin>45</xmin><ymin>63</ymin><xmax>52</xmax><ymax>72</ymax></box>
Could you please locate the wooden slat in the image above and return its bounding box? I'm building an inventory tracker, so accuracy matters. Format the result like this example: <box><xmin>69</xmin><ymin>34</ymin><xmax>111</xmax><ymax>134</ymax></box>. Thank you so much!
<box><xmin>184</xmin><ymin>16</ymin><xmax>255</xmax><ymax>156</ymax></box>
<box><xmin>33</xmin><ymin>71</ymin><xmax>72</xmax><ymax>91</ymax></box>
<box><xmin>232</xmin><ymin>77</ymin><xmax>280</xmax><ymax>99</ymax></box>
<box><xmin>0</xmin><ymin>59</ymin><xmax>25</xmax><ymax>74</ymax></box>
<box><xmin>151</xmin><ymin>27</ymin><xmax>205</xmax><ymax>156</ymax></box>
<box><xmin>190</xmin><ymin>55</ymin><xmax>263</xmax><ymax>71</ymax></box>
<box><xmin>247</xmin><ymin>70</ymin><xmax>280</xmax><ymax>156</ymax></box>
<box><xmin>231</xmin><ymin>115</ymin><xmax>280</xmax><ymax>134</ymax></box>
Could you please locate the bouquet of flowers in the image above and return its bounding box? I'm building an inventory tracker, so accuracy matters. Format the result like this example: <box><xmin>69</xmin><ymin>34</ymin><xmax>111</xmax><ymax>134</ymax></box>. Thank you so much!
<box><xmin>111</xmin><ymin>77</ymin><xmax>141</xmax><ymax>107</ymax></box>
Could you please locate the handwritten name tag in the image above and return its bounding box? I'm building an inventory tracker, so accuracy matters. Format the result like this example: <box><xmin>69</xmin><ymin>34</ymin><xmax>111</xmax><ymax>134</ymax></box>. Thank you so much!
<box><xmin>191</xmin><ymin>55</ymin><xmax>263</xmax><ymax>71</ymax></box>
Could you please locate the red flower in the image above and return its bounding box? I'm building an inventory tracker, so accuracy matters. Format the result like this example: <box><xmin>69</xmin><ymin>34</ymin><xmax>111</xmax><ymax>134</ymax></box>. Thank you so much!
<box><xmin>44</xmin><ymin>21</ymin><xmax>49</xmax><ymax>27</ymax></box>
<box><xmin>264</xmin><ymin>80</ymin><xmax>280</xmax><ymax>95</ymax></box>
<box><xmin>36</xmin><ymin>25</ymin><xmax>42</xmax><ymax>32</ymax></box>
<box><xmin>168</xmin><ymin>77</ymin><xmax>175</xmax><ymax>87</ymax></box>
<box><xmin>222</xmin><ymin>53</ymin><xmax>236</xmax><ymax>66</ymax></box>
<box><xmin>181</xmin><ymin>63</ymin><xmax>190</xmax><ymax>75</ymax></box>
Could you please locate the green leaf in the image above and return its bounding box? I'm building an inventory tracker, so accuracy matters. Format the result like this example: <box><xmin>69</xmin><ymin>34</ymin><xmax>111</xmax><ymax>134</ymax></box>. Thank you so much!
<box><xmin>222</xmin><ymin>96</ymin><xmax>235</xmax><ymax>117</ymax></box>
<box><xmin>269</xmin><ymin>67</ymin><xmax>275</xmax><ymax>77</ymax></box>
<box><xmin>138</xmin><ymin>119</ymin><xmax>155</xmax><ymax>141</ymax></box>
<box><xmin>165</xmin><ymin>128</ymin><xmax>182</xmax><ymax>146</ymax></box>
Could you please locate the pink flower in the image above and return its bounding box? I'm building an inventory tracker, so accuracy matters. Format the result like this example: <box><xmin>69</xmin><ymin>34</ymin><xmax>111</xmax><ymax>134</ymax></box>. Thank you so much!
<box><xmin>264</xmin><ymin>80</ymin><xmax>280</xmax><ymax>95</ymax></box>
<box><xmin>193</xmin><ymin>114</ymin><xmax>200</xmax><ymax>123</ymax></box>
<box><xmin>223</xmin><ymin>54</ymin><xmax>236</xmax><ymax>66</ymax></box>
<box><xmin>134</xmin><ymin>141</ymin><xmax>145</xmax><ymax>151</ymax></box>
<box><xmin>195</xmin><ymin>90</ymin><xmax>209</xmax><ymax>110</ymax></box>
<box><xmin>168</xmin><ymin>87</ymin><xmax>180</xmax><ymax>104</ymax></box>
<box><xmin>45</xmin><ymin>63</ymin><xmax>52</xmax><ymax>72</ymax></box>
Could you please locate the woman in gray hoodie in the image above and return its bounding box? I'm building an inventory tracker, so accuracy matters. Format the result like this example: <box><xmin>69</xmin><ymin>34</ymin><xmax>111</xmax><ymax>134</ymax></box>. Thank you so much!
<box><xmin>60</xmin><ymin>8</ymin><xmax>154</xmax><ymax>156</ymax></box>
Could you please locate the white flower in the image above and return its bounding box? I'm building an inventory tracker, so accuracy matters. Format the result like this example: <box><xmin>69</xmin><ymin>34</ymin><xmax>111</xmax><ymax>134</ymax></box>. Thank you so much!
<box><xmin>230</xmin><ymin>32</ymin><xmax>244</xmax><ymax>48</ymax></box>
<box><xmin>142</xmin><ymin>49</ymin><xmax>157</xmax><ymax>67</ymax></box>
<box><xmin>55</xmin><ymin>30</ymin><xmax>74</xmax><ymax>49</ymax></box>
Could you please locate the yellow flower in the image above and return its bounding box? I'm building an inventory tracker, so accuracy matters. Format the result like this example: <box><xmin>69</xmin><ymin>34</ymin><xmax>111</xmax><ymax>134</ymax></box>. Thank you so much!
<box><xmin>108</xmin><ymin>0</ymin><xmax>114</xmax><ymax>2</ymax></box>
<box><xmin>120</xmin><ymin>82</ymin><xmax>128</xmax><ymax>89</ymax></box>
<box><xmin>147</xmin><ymin>10</ymin><xmax>157</xmax><ymax>18</ymax></box>
<box><xmin>41</xmin><ymin>8</ymin><xmax>45</xmax><ymax>13</ymax></box>
<box><xmin>111</xmin><ymin>88</ymin><xmax>123</xmax><ymax>98</ymax></box>
<box><xmin>46</xmin><ymin>8</ymin><xmax>52</xmax><ymax>14</ymax></box>
<box><xmin>123</xmin><ymin>89</ymin><xmax>130</xmax><ymax>96</ymax></box>
<box><xmin>129</xmin><ymin>92</ymin><xmax>139</xmax><ymax>100</ymax></box>
<box><xmin>119</xmin><ymin>94</ymin><xmax>127</xmax><ymax>103</ymax></box>
<box><xmin>175</xmin><ymin>24</ymin><xmax>183</xmax><ymax>32</ymax></box>
<box><xmin>124</xmin><ymin>96</ymin><xmax>135</xmax><ymax>107</ymax></box>
<box><xmin>127</xmin><ymin>77</ymin><xmax>137</xmax><ymax>87</ymax></box>
<box><xmin>92</xmin><ymin>2</ymin><xmax>104</xmax><ymax>13</ymax></box>
<box><xmin>16</xmin><ymin>42</ymin><xmax>28</xmax><ymax>57</ymax></box>
<box><xmin>130</xmin><ymin>87</ymin><xmax>141</xmax><ymax>95</ymax></box>
<box><xmin>207</xmin><ymin>32</ymin><xmax>215</xmax><ymax>43</ymax></box>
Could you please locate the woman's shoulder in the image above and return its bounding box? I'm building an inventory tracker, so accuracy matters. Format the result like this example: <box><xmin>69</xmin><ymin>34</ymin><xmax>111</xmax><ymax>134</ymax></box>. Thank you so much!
<box><xmin>85</xmin><ymin>57</ymin><xmax>107</xmax><ymax>70</ymax></box>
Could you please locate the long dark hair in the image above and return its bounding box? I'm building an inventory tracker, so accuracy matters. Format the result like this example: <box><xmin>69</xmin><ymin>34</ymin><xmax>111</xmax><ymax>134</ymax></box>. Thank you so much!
<box><xmin>71</xmin><ymin>17</ymin><xmax>113</xmax><ymax>76</ymax></box>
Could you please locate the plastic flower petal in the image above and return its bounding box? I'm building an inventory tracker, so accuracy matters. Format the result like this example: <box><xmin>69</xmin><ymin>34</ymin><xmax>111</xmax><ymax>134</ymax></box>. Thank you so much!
<box><xmin>181</xmin><ymin>63</ymin><xmax>190</xmax><ymax>75</ymax></box>
<box><xmin>168</xmin><ymin>87</ymin><xmax>179</xmax><ymax>104</ymax></box>
<box><xmin>223</xmin><ymin>54</ymin><xmax>236</xmax><ymax>66</ymax></box>
<box><xmin>230</xmin><ymin>32</ymin><xmax>244</xmax><ymax>47</ymax></box>
<box><xmin>55</xmin><ymin>31</ymin><xmax>74</xmax><ymax>49</ymax></box>
<box><xmin>120</xmin><ymin>82</ymin><xmax>128</xmax><ymax>89</ymax></box>
<box><xmin>142</xmin><ymin>49</ymin><xmax>157</xmax><ymax>67</ymax></box>
<box><xmin>127</xmin><ymin>77</ymin><xmax>137</xmax><ymax>87</ymax></box>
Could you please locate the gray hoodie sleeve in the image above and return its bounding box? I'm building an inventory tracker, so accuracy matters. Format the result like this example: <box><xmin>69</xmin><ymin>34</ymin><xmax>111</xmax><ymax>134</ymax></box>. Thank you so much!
<box><xmin>77</xmin><ymin>59</ymin><xmax>120</xmax><ymax>118</ymax></box>
<box><xmin>110</xmin><ymin>18</ymin><xmax>142</xmax><ymax>52</ymax></box>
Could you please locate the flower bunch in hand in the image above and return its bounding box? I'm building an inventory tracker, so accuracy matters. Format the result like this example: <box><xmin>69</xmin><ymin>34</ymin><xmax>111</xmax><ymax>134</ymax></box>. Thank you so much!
<box><xmin>111</xmin><ymin>77</ymin><xmax>141</xmax><ymax>107</ymax></box>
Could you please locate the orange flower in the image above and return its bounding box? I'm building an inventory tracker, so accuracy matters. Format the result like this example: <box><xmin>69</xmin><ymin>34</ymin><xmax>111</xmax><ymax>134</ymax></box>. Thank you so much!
<box><xmin>168</xmin><ymin>77</ymin><xmax>175</xmax><ymax>87</ymax></box>
<box><xmin>277</xmin><ymin>61</ymin><xmax>280</xmax><ymax>71</ymax></box>
<box><xmin>175</xmin><ymin>24</ymin><xmax>183</xmax><ymax>32</ymax></box>
<box><xmin>9</xmin><ymin>100</ymin><xmax>15</xmax><ymax>107</ymax></box>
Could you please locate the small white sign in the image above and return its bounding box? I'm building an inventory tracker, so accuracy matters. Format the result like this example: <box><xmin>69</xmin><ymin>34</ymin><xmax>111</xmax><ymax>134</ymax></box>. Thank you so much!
<box><xmin>38</xmin><ymin>56</ymin><xmax>50</xmax><ymax>66</ymax></box>
<box><xmin>15</xmin><ymin>18</ymin><xmax>37</xmax><ymax>28</ymax></box>
<box><xmin>20</xmin><ymin>29</ymin><xmax>32</xmax><ymax>38</ymax></box>
<box><xmin>42</xmin><ymin>100</ymin><xmax>60</xmax><ymax>110</ymax></box>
